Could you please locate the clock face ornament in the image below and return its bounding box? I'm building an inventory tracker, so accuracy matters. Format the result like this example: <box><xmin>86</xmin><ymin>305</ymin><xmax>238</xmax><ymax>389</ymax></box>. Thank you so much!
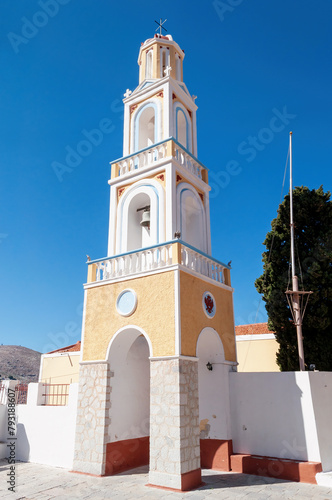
<box><xmin>202</xmin><ymin>291</ymin><xmax>216</xmax><ymax>318</ymax></box>
<box><xmin>116</xmin><ymin>289</ymin><xmax>137</xmax><ymax>317</ymax></box>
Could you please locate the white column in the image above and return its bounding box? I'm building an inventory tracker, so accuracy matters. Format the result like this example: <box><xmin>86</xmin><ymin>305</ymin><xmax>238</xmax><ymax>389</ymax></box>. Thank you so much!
<box><xmin>165</xmin><ymin>163</ymin><xmax>175</xmax><ymax>241</ymax></box>
<box><xmin>204</xmin><ymin>189</ymin><xmax>212</xmax><ymax>255</ymax></box>
<box><xmin>123</xmin><ymin>102</ymin><xmax>130</xmax><ymax>156</ymax></box>
<box><xmin>107</xmin><ymin>184</ymin><xmax>118</xmax><ymax>257</ymax></box>
<box><xmin>164</xmin><ymin>83</ymin><xmax>170</xmax><ymax>140</ymax></box>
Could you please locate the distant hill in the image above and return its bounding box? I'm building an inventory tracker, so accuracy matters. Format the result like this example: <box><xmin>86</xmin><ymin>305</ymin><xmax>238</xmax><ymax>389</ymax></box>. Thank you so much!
<box><xmin>0</xmin><ymin>345</ymin><xmax>41</xmax><ymax>382</ymax></box>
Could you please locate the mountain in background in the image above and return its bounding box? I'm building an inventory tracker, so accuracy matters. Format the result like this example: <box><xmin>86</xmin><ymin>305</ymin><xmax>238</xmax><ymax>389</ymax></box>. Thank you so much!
<box><xmin>0</xmin><ymin>345</ymin><xmax>41</xmax><ymax>382</ymax></box>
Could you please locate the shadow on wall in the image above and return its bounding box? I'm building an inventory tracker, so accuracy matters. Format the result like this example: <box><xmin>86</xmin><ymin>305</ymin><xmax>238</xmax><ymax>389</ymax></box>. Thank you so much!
<box><xmin>16</xmin><ymin>423</ymin><xmax>30</xmax><ymax>462</ymax></box>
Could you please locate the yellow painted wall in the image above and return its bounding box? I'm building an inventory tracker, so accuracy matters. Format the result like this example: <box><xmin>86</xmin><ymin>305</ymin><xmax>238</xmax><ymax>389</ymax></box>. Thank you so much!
<box><xmin>179</xmin><ymin>272</ymin><xmax>236</xmax><ymax>361</ymax></box>
<box><xmin>236</xmin><ymin>338</ymin><xmax>280</xmax><ymax>372</ymax></box>
<box><xmin>83</xmin><ymin>271</ymin><xmax>175</xmax><ymax>360</ymax></box>
<box><xmin>40</xmin><ymin>354</ymin><xmax>80</xmax><ymax>383</ymax></box>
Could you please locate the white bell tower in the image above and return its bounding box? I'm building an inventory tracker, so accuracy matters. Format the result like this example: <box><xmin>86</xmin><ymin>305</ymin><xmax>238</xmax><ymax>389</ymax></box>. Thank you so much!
<box><xmin>107</xmin><ymin>33</ymin><xmax>211</xmax><ymax>258</ymax></box>
<box><xmin>73</xmin><ymin>32</ymin><xmax>236</xmax><ymax>493</ymax></box>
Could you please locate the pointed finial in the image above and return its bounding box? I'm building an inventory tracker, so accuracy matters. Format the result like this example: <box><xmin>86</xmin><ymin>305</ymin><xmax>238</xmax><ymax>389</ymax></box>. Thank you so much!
<box><xmin>155</xmin><ymin>18</ymin><xmax>167</xmax><ymax>36</ymax></box>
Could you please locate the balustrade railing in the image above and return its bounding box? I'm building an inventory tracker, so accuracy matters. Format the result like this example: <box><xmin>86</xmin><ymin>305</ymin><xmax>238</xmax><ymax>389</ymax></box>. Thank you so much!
<box><xmin>15</xmin><ymin>383</ymin><xmax>28</xmax><ymax>405</ymax></box>
<box><xmin>42</xmin><ymin>383</ymin><xmax>69</xmax><ymax>406</ymax></box>
<box><xmin>117</xmin><ymin>143</ymin><xmax>168</xmax><ymax>176</ymax></box>
<box><xmin>173</xmin><ymin>143</ymin><xmax>203</xmax><ymax>179</ymax></box>
<box><xmin>111</xmin><ymin>138</ymin><xmax>206</xmax><ymax>182</ymax></box>
<box><xmin>88</xmin><ymin>241</ymin><xmax>229</xmax><ymax>286</ymax></box>
<box><xmin>180</xmin><ymin>246</ymin><xmax>225</xmax><ymax>284</ymax></box>
<box><xmin>95</xmin><ymin>244</ymin><xmax>173</xmax><ymax>281</ymax></box>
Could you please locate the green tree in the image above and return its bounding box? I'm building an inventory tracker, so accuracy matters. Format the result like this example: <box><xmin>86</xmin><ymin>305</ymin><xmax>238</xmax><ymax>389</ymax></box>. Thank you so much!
<box><xmin>255</xmin><ymin>186</ymin><xmax>332</xmax><ymax>371</ymax></box>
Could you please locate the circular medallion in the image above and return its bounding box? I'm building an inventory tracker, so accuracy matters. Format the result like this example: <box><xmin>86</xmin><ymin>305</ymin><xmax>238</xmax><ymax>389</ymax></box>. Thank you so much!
<box><xmin>202</xmin><ymin>291</ymin><xmax>216</xmax><ymax>319</ymax></box>
<box><xmin>116</xmin><ymin>289</ymin><xmax>137</xmax><ymax>317</ymax></box>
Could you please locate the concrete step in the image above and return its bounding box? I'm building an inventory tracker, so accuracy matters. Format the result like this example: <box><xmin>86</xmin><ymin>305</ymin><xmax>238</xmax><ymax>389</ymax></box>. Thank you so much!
<box><xmin>230</xmin><ymin>453</ymin><xmax>322</xmax><ymax>484</ymax></box>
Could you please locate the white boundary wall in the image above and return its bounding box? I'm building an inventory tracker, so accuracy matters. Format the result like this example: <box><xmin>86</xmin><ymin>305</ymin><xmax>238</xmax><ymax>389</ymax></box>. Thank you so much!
<box><xmin>0</xmin><ymin>404</ymin><xmax>7</xmax><ymax>459</ymax></box>
<box><xmin>229</xmin><ymin>372</ymin><xmax>332</xmax><ymax>472</ymax></box>
<box><xmin>13</xmin><ymin>383</ymin><xmax>78</xmax><ymax>469</ymax></box>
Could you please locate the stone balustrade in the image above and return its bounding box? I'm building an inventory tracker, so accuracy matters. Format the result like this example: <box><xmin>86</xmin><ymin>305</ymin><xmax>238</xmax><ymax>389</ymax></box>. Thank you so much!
<box><xmin>110</xmin><ymin>138</ymin><xmax>207</xmax><ymax>183</ymax></box>
<box><xmin>87</xmin><ymin>241</ymin><xmax>230</xmax><ymax>287</ymax></box>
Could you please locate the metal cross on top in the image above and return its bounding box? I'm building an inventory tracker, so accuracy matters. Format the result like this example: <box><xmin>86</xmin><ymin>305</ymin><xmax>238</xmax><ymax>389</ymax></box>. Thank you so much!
<box><xmin>155</xmin><ymin>18</ymin><xmax>167</xmax><ymax>35</ymax></box>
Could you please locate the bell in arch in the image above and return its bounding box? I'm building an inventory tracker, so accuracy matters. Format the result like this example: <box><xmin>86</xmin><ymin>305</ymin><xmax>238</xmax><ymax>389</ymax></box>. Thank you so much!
<box><xmin>137</xmin><ymin>205</ymin><xmax>150</xmax><ymax>229</ymax></box>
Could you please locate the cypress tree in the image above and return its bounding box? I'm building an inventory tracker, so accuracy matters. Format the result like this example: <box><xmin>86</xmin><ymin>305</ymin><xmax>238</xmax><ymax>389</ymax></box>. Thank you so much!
<box><xmin>255</xmin><ymin>186</ymin><xmax>332</xmax><ymax>371</ymax></box>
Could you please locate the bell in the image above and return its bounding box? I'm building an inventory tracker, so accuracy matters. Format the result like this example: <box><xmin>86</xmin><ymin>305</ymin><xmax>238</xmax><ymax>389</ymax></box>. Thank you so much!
<box><xmin>140</xmin><ymin>209</ymin><xmax>150</xmax><ymax>228</ymax></box>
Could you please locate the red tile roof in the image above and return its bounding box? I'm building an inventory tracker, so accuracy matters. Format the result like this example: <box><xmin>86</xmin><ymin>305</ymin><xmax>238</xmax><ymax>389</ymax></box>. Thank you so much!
<box><xmin>235</xmin><ymin>323</ymin><xmax>275</xmax><ymax>336</ymax></box>
<box><xmin>46</xmin><ymin>341</ymin><xmax>81</xmax><ymax>354</ymax></box>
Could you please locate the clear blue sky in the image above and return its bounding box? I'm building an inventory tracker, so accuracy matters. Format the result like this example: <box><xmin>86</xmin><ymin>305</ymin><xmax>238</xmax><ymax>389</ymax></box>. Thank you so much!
<box><xmin>1</xmin><ymin>1</ymin><xmax>332</xmax><ymax>353</ymax></box>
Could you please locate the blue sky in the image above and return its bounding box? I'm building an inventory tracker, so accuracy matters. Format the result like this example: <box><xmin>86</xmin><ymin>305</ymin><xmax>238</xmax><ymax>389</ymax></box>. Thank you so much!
<box><xmin>1</xmin><ymin>0</ymin><xmax>332</xmax><ymax>353</ymax></box>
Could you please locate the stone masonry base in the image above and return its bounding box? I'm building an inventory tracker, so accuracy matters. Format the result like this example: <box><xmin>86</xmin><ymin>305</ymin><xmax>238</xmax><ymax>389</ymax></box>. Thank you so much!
<box><xmin>148</xmin><ymin>357</ymin><xmax>202</xmax><ymax>490</ymax></box>
<box><xmin>72</xmin><ymin>362</ymin><xmax>111</xmax><ymax>476</ymax></box>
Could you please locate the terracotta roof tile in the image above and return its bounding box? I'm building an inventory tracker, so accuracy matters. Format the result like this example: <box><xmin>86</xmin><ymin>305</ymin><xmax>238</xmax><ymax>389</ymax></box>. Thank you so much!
<box><xmin>235</xmin><ymin>323</ymin><xmax>275</xmax><ymax>336</ymax></box>
<box><xmin>46</xmin><ymin>341</ymin><xmax>81</xmax><ymax>354</ymax></box>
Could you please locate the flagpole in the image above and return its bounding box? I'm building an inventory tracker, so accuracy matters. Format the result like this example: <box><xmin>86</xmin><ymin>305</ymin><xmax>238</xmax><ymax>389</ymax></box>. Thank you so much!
<box><xmin>289</xmin><ymin>132</ymin><xmax>305</xmax><ymax>371</ymax></box>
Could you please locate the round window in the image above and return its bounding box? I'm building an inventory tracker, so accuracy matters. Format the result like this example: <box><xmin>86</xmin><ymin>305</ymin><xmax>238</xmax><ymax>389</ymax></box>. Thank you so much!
<box><xmin>116</xmin><ymin>289</ymin><xmax>137</xmax><ymax>317</ymax></box>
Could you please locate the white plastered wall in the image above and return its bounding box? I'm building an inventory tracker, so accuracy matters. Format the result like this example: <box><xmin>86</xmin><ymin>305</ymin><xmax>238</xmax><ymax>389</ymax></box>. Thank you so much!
<box><xmin>9</xmin><ymin>383</ymin><xmax>79</xmax><ymax>468</ymax></box>
<box><xmin>196</xmin><ymin>327</ymin><xmax>232</xmax><ymax>440</ymax></box>
<box><xmin>229</xmin><ymin>371</ymin><xmax>332</xmax><ymax>471</ymax></box>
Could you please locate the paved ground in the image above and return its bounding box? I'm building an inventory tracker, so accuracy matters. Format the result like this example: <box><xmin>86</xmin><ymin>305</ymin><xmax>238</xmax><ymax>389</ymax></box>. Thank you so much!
<box><xmin>1</xmin><ymin>460</ymin><xmax>332</xmax><ymax>500</ymax></box>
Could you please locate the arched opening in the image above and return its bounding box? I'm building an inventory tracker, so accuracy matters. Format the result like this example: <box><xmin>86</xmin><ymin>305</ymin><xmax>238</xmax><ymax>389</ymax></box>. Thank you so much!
<box><xmin>127</xmin><ymin>192</ymin><xmax>151</xmax><ymax>251</ymax></box>
<box><xmin>176</xmin><ymin>108</ymin><xmax>188</xmax><ymax>150</ymax></box>
<box><xmin>176</xmin><ymin>55</ymin><xmax>181</xmax><ymax>80</ymax></box>
<box><xmin>178</xmin><ymin>187</ymin><xmax>206</xmax><ymax>252</ymax></box>
<box><xmin>116</xmin><ymin>180</ymin><xmax>164</xmax><ymax>255</ymax></box>
<box><xmin>161</xmin><ymin>49</ymin><xmax>167</xmax><ymax>77</ymax></box>
<box><xmin>196</xmin><ymin>328</ymin><xmax>232</xmax><ymax>470</ymax></box>
<box><xmin>135</xmin><ymin>104</ymin><xmax>156</xmax><ymax>152</ymax></box>
<box><xmin>106</xmin><ymin>327</ymin><xmax>151</xmax><ymax>474</ymax></box>
<box><xmin>145</xmin><ymin>50</ymin><xmax>153</xmax><ymax>79</ymax></box>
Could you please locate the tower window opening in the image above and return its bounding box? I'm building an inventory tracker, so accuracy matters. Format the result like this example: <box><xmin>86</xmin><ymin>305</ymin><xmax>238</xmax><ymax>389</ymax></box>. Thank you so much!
<box><xmin>145</xmin><ymin>50</ymin><xmax>153</xmax><ymax>79</ymax></box>
<box><xmin>176</xmin><ymin>108</ymin><xmax>188</xmax><ymax>150</ymax></box>
<box><xmin>176</xmin><ymin>55</ymin><xmax>181</xmax><ymax>80</ymax></box>
<box><xmin>180</xmin><ymin>189</ymin><xmax>205</xmax><ymax>252</ymax></box>
<box><xmin>161</xmin><ymin>49</ymin><xmax>167</xmax><ymax>77</ymax></box>
<box><xmin>136</xmin><ymin>105</ymin><xmax>156</xmax><ymax>151</ymax></box>
<box><xmin>127</xmin><ymin>194</ymin><xmax>151</xmax><ymax>251</ymax></box>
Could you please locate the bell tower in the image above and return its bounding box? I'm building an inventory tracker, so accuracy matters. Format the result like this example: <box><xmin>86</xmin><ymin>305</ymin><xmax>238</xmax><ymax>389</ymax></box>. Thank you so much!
<box><xmin>73</xmin><ymin>32</ymin><xmax>237</xmax><ymax>492</ymax></box>
<box><xmin>108</xmin><ymin>33</ymin><xmax>205</xmax><ymax>258</ymax></box>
